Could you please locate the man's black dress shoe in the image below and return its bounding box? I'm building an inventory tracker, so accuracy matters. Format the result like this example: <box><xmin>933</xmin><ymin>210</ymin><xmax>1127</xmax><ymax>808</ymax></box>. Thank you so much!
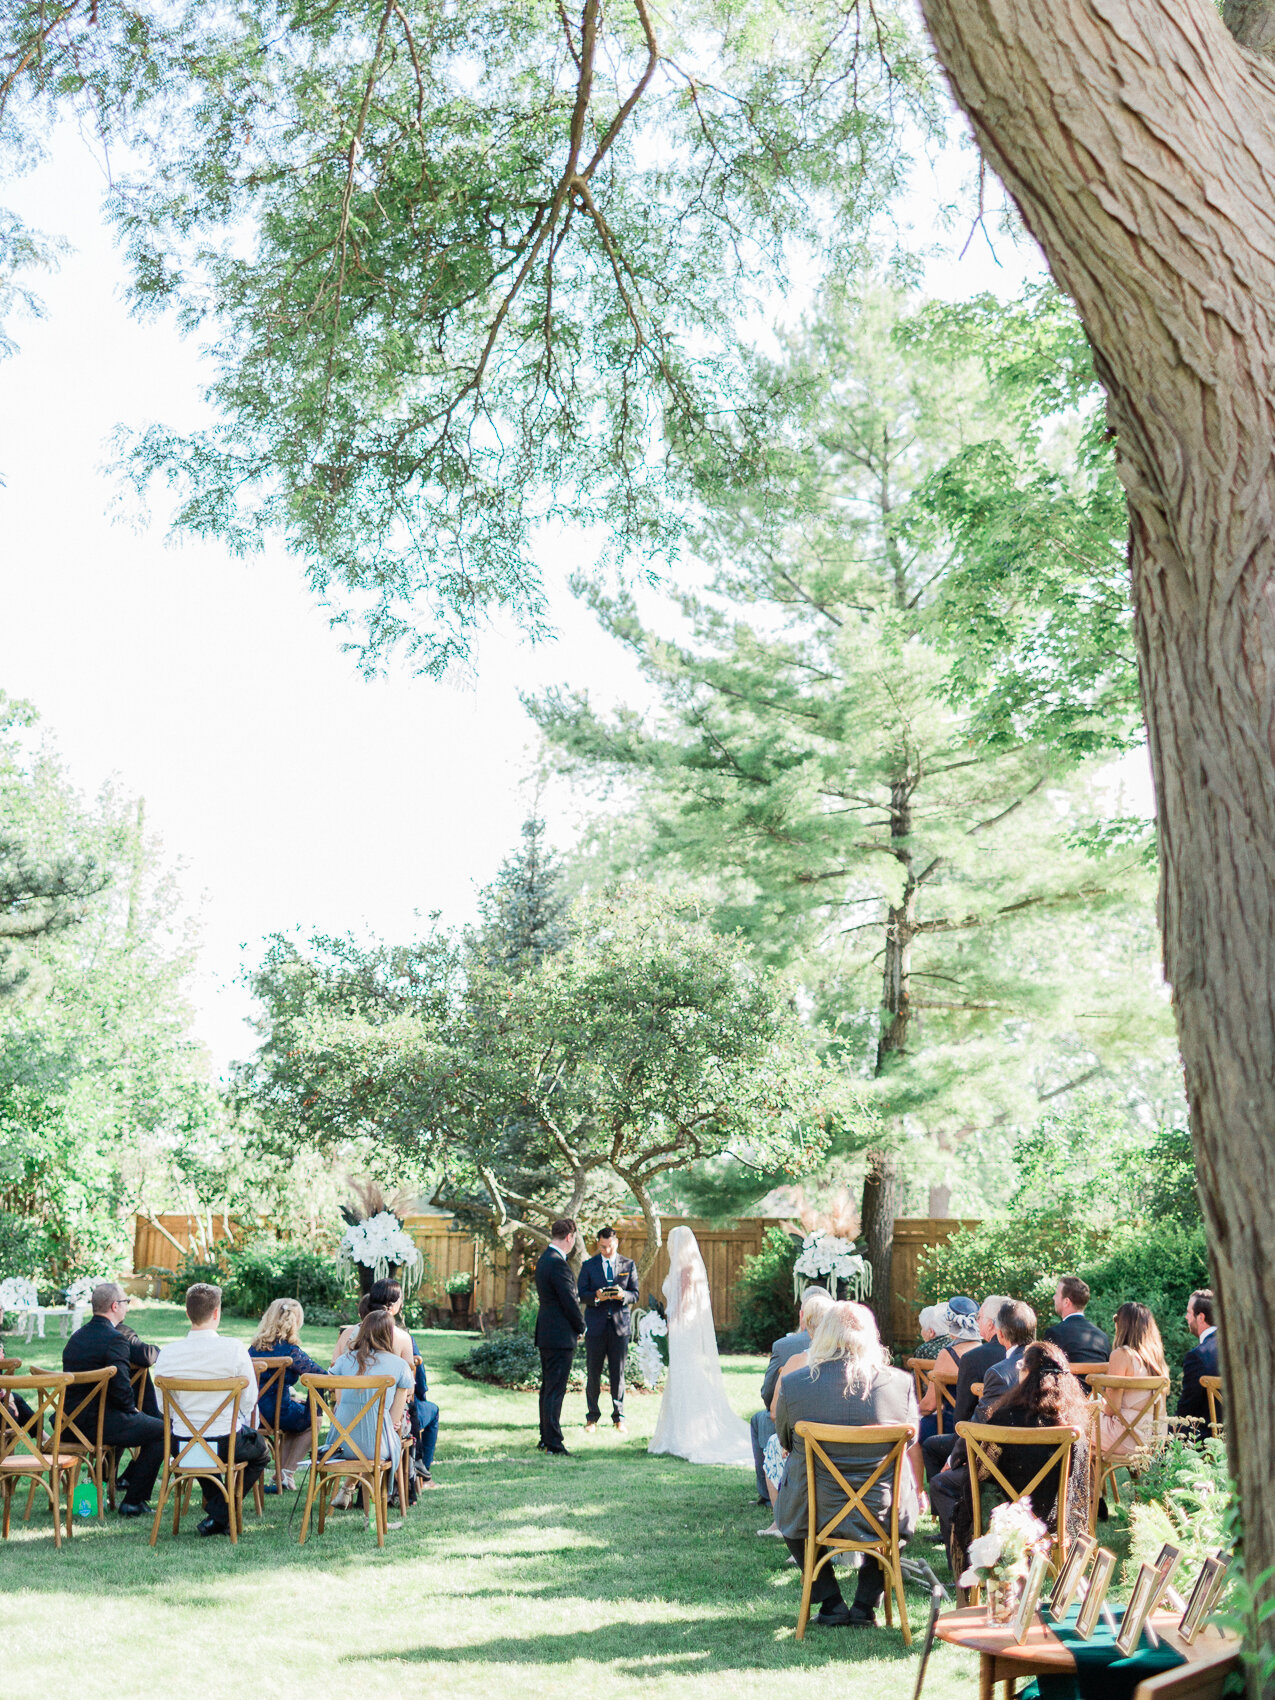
<box><xmin>813</xmin><ymin>1600</ymin><xmax>853</xmax><ymax>1627</ymax></box>
<box><xmin>845</xmin><ymin>1605</ymin><xmax>876</xmax><ymax>1627</ymax></box>
<box><xmin>118</xmin><ymin>1501</ymin><xmax>150</xmax><ymax>1518</ymax></box>
<box><xmin>546</xmin><ymin>1446</ymin><xmax>571</xmax><ymax>1457</ymax></box>
<box><xmin>196</xmin><ymin>1515</ymin><xmax>229</xmax><ymax>1537</ymax></box>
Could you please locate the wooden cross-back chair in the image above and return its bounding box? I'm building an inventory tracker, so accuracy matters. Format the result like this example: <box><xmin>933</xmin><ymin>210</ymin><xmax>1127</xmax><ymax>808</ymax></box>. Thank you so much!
<box><xmin>0</xmin><ymin>1372</ymin><xmax>78</xmax><ymax>1547</ymax></box>
<box><xmin>792</xmin><ymin>1420</ymin><xmax>916</xmax><ymax>1645</ymax></box>
<box><xmin>106</xmin><ymin>1363</ymin><xmax>153</xmax><ymax>1511</ymax></box>
<box><xmin>25</xmin><ymin>1365</ymin><xmax>113</xmax><ymax>1527</ymax></box>
<box><xmin>297</xmin><ymin>1373</ymin><xmax>396</xmax><ymax>1548</ymax></box>
<box><xmin>250</xmin><ymin>1357</ymin><xmax>294</xmax><ymax>1509</ymax></box>
<box><xmin>1086</xmin><ymin>1374</ymin><xmax>1169</xmax><ymax>1528</ymax></box>
<box><xmin>0</xmin><ymin>1358</ymin><xmax>20</xmax><ymax>1375</ymax></box>
<box><xmin>954</xmin><ymin>1421</ymin><xmax>1081</xmax><ymax>1604</ymax></box>
<box><xmin>904</xmin><ymin>1358</ymin><xmax>933</xmax><ymax>1407</ymax></box>
<box><xmin>1068</xmin><ymin>1362</ymin><xmax>1112</xmax><ymax>1386</ymax></box>
<box><xmin>150</xmin><ymin>1376</ymin><xmax>251</xmax><ymax>1546</ymax></box>
<box><xmin>1200</xmin><ymin>1375</ymin><xmax>1224</xmax><ymax>1439</ymax></box>
<box><xmin>928</xmin><ymin>1370</ymin><xmax>959</xmax><ymax>1436</ymax></box>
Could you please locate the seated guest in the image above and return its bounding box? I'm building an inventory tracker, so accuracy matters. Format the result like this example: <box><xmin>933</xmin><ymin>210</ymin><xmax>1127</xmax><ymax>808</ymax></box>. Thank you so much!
<box><xmin>1043</xmin><ymin>1275</ymin><xmax>1110</xmax><ymax>1363</ymax></box>
<box><xmin>978</xmin><ymin>1300</ymin><xmax>1038</xmax><ymax>1405</ymax></box>
<box><xmin>773</xmin><ymin>1301</ymin><xmax>923</xmax><ymax>1629</ymax></box>
<box><xmin>329</xmin><ymin>1308</ymin><xmax>414</xmax><ymax>1472</ymax></box>
<box><xmin>749</xmin><ymin>1286</ymin><xmax>833</xmax><ymax>1508</ymax></box>
<box><xmin>935</xmin><ymin>1340</ymin><xmax>1090</xmax><ymax>1576</ymax></box>
<box><xmin>916</xmin><ymin>1298</ymin><xmax>982</xmax><ymax>1419</ymax></box>
<box><xmin>152</xmin><ymin>1282</ymin><xmax>269</xmax><ymax>1537</ymax></box>
<box><xmin>920</xmin><ymin>1295</ymin><xmax>1008</xmax><ymax>1478</ymax></box>
<box><xmin>1100</xmin><ymin>1302</ymin><xmax>1169</xmax><ymax>1457</ymax></box>
<box><xmin>337</xmin><ymin>1279</ymin><xmax>439</xmax><ymax>1485</ymax></box>
<box><xmin>249</xmin><ymin>1298</ymin><xmax>325</xmax><ymax>1489</ymax></box>
<box><xmin>757</xmin><ymin>1294</ymin><xmax>832</xmax><ymax>1536</ymax></box>
<box><xmin>62</xmin><ymin>1282</ymin><xmax>166</xmax><ymax>1517</ymax></box>
<box><xmin>912</xmin><ymin>1306</ymin><xmax>951</xmax><ymax>1361</ymax></box>
<box><xmin>1176</xmin><ymin>1289</ymin><xmax>1219</xmax><ymax>1427</ymax></box>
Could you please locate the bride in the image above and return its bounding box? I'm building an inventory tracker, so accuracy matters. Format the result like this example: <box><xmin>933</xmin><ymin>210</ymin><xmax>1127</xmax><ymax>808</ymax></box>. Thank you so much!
<box><xmin>649</xmin><ymin>1225</ymin><xmax>753</xmax><ymax>1466</ymax></box>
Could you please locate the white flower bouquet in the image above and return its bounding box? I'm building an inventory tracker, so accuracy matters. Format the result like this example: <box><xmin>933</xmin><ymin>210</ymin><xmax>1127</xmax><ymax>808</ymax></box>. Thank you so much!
<box><xmin>64</xmin><ymin>1277</ymin><xmax>103</xmax><ymax>1310</ymax></box>
<box><xmin>633</xmin><ymin>1309</ymin><xmax>668</xmax><ymax>1388</ymax></box>
<box><xmin>958</xmin><ymin>1499</ymin><xmax>1050</xmax><ymax>1588</ymax></box>
<box><xmin>337</xmin><ymin>1210</ymin><xmax>425</xmax><ymax>1296</ymax></box>
<box><xmin>791</xmin><ymin>1232</ymin><xmax>872</xmax><ymax>1301</ymax></box>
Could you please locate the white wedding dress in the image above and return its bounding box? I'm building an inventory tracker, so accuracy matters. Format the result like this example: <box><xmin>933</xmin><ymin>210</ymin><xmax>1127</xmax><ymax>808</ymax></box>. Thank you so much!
<box><xmin>649</xmin><ymin>1225</ymin><xmax>753</xmax><ymax>1467</ymax></box>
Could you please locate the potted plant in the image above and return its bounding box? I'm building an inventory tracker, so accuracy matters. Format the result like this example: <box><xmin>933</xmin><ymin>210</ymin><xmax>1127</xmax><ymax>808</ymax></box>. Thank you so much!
<box><xmin>336</xmin><ymin>1180</ymin><xmax>425</xmax><ymax>1297</ymax></box>
<box><xmin>958</xmin><ymin>1499</ymin><xmax>1051</xmax><ymax>1623</ymax></box>
<box><xmin>445</xmin><ymin>1269</ymin><xmax>475</xmax><ymax>1324</ymax></box>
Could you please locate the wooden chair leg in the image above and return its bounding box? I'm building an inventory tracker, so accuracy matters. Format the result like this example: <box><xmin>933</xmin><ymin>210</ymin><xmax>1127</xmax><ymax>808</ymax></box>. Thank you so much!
<box><xmin>893</xmin><ymin>1555</ymin><xmax>912</xmax><ymax>1647</ymax></box>
<box><xmin>1</xmin><ymin>1477</ymin><xmax>11</xmax><ymax>1540</ymax></box>
<box><xmin>65</xmin><ymin>1462</ymin><xmax>80</xmax><ymax>1538</ymax></box>
<box><xmin>149</xmin><ymin>1464</ymin><xmax>170</xmax><ymax>1546</ymax></box>
<box><xmin>49</xmin><ymin>1466</ymin><xmax>62</xmax><ymax>1550</ymax></box>
<box><xmin>22</xmin><ymin>1475</ymin><xmax>36</xmax><ymax>1521</ymax></box>
<box><xmin>253</xmin><ymin>1477</ymin><xmax>265</xmax><ymax>1517</ymax></box>
<box><xmin>298</xmin><ymin>1466</ymin><xmax>319</xmax><ymax>1546</ymax></box>
<box><xmin>795</xmin><ymin>1535</ymin><xmax>817</xmax><ymax>1640</ymax></box>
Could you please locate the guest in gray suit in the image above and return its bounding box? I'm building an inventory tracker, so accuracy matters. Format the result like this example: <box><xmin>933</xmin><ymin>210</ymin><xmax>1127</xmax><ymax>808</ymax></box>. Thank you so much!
<box><xmin>774</xmin><ymin>1301</ymin><xmax>923</xmax><ymax>1628</ymax></box>
<box><xmin>749</xmin><ymin>1286</ymin><xmax>833</xmax><ymax>1504</ymax></box>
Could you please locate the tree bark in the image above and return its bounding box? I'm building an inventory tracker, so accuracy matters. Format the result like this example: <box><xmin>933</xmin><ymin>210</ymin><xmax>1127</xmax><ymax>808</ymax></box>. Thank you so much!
<box><xmin>916</xmin><ymin>0</ymin><xmax>1275</xmax><ymax>1669</ymax></box>
<box><xmin>861</xmin><ymin>1151</ymin><xmax>901</xmax><ymax>1345</ymax></box>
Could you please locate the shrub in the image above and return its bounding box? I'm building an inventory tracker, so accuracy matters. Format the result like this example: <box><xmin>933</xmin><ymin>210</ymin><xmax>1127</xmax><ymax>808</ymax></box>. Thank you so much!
<box><xmin>730</xmin><ymin>1226</ymin><xmax>801</xmax><ymax>1351</ymax></box>
<box><xmin>1125</xmin><ymin>1433</ymin><xmax>1232</xmax><ymax>1577</ymax></box>
<box><xmin>222</xmin><ymin>1242</ymin><xmax>352</xmax><ymax>1317</ymax></box>
<box><xmin>444</xmin><ymin>1270</ymin><xmax>475</xmax><ymax>1296</ymax></box>
<box><xmin>169</xmin><ymin>1247</ymin><xmax>229</xmax><ymax>1304</ymax></box>
<box><xmin>463</xmin><ymin>1329</ymin><xmax>590</xmax><ymax>1389</ymax></box>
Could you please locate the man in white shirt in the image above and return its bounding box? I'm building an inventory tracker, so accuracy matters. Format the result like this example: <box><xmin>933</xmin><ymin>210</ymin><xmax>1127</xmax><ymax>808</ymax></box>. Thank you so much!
<box><xmin>153</xmin><ymin>1282</ymin><xmax>269</xmax><ymax>1536</ymax></box>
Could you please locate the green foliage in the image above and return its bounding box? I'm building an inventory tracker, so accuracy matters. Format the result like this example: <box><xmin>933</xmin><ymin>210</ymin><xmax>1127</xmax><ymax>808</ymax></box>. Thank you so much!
<box><xmin>472</xmin><ymin>818</ymin><xmax>569</xmax><ymax>982</ymax></box>
<box><xmin>0</xmin><ymin>1206</ymin><xmax>39</xmax><ymax>1278</ymax></box>
<box><xmin>730</xmin><ymin>1226</ymin><xmax>800</xmax><ymax>1351</ymax></box>
<box><xmin>1126</xmin><ymin>1434</ymin><xmax>1232</xmax><ymax>1578</ymax></box>
<box><xmin>463</xmin><ymin>1329</ymin><xmax>544</xmax><ymax>1390</ymax></box>
<box><xmin>444</xmin><ymin>1270</ymin><xmax>475</xmax><ymax>1297</ymax></box>
<box><xmin>221</xmin><ymin>1242</ymin><xmax>351</xmax><ymax>1317</ymax></box>
<box><xmin>169</xmin><ymin>1247</ymin><xmax>228</xmax><ymax>1304</ymax></box>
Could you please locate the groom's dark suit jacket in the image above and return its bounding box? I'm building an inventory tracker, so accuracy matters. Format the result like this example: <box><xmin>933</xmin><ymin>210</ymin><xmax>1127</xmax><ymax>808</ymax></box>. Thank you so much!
<box><xmin>534</xmin><ymin>1248</ymin><xmax>586</xmax><ymax>1349</ymax></box>
<box><xmin>577</xmin><ymin>1254</ymin><xmax>639</xmax><ymax>1339</ymax></box>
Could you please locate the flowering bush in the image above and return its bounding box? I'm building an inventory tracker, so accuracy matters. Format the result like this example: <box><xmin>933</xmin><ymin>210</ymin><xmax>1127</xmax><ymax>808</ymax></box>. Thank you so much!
<box><xmin>337</xmin><ymin>1210</ymin><xmax>425</xmax><ymax>1294</ymax></box>
<box><xmin>958</xmin><ymin>1499</ymin><xmax>1050</xmax><ymax>1588</ymax></box>
<box><xmin>791</xmin><ymin>1233</ymin><xmax>871</xmax><ymax>1300</ymax></box>
<box><xmin>633</xmin><ymin>1309</ymin><xmax>668</xmax><ymax>1388</ymax></box>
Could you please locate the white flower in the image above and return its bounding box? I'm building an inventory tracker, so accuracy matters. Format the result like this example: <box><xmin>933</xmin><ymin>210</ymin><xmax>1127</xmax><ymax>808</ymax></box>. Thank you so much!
<box><xmin>967</xmin><ymin>1532</ymin><xmax>1004</xmax><ymax>1569</ymax></box>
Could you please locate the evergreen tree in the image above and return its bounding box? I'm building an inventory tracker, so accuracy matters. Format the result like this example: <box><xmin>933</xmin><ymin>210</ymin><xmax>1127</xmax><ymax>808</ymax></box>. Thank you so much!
<box><xmin>532</xmin><ymin>286</ymin><xmax>1171</xmax><ymax>1336</ymax></box>
<box><xmin>474</xmin><ymin>817</ymin><xmax>569</xmax><ymax>981</ymax></box>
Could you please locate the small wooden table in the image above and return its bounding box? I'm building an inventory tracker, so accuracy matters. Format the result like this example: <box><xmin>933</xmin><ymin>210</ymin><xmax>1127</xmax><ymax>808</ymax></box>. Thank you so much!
<box><xmin>935</xmin><ymin>1606</ymin><xmax>1239</xmax><ymax>1700</ymax></box>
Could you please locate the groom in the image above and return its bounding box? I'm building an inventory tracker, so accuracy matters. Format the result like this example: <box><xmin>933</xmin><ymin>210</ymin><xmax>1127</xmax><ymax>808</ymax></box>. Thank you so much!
<box><xmin>577</xmin><ymin>1226</ymin><xmax>640</xmax><ymax>1432</ymax></box>
<box><xmin>534</xmin><ymin>1217</ymin><xmax>586</xmax><ymax>1456</ymax></box>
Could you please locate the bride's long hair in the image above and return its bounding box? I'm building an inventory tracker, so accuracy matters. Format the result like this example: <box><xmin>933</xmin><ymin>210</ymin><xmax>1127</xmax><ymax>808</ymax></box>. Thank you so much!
<box><xmin>808</xmin><ymin>1301</ymin><xmax>889</xmax><ymax>1396</ymax></box>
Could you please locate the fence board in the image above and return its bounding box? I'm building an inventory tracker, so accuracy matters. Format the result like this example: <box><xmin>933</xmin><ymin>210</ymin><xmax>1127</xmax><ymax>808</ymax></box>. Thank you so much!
<box><xmin>131</xmin><ymin>1214</ymin><xmax>237</xmax><ymax>1274</ymax></box>
<box><xmin>889</xmin><ymin>1217</ymin><xmax>981</xmax><ymax>1347</ymax></box>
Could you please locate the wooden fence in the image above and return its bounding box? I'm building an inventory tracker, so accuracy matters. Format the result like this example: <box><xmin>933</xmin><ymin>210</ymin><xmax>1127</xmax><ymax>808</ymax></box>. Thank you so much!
<box><xmin>132</xmin><ymin>1210</ymin><xmax>978</xmax><ymax>1343</ymax></box>
<box><xmin>132</xmin><ymin>1214</ymin><xmax>238</xmax><ymax>1274</ymax></box>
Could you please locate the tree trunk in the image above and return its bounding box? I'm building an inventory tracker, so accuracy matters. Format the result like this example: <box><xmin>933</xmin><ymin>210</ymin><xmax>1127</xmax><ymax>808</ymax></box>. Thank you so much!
<box><xmin>860</xmin><ymin>1151</ymin><xmax>901</xmax><ymax>1345</ymax></box>
<box><xmin>500</xmin><ymin>1230</ymin><xmax>528</xmax><ymax>1329</ymax></box>
<box><xmin>916</xmin><ymin>0</ymin><xmax>1275</xmax><ymax>1669</ymax></box>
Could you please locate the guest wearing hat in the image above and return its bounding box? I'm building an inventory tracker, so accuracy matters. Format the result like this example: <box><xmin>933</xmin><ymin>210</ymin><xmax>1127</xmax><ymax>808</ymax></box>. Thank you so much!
<box><xmin>915</xmin><ymin>1297</ymin><xmax>982</xmax><ymax>1424</ymax></box>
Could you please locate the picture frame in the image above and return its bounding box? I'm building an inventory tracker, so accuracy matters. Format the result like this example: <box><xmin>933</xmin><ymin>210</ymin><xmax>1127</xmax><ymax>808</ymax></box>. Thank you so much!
<box><xmin>1115</xmin><ymin>1562</ymin><xmax>1159</xmax><ymax>1657</ymax></box>
<box><xmin>1074</xmin><ymin>1548</ymin><xmax>1117</xmax><ymax>1640</ymax></box>
<box><xmin>1011</xmin><ymin>1551</ymin><xmax>1051</xmax><ymax>1644</ymax></box>
<box><xmin>1179</xmin><ymin>1555</ymin><xmax>1230</xmax><ymax>1645</ymax></box>
<box><xmin>1046</xmin><ymin>1534</ymin><xmax>1096</xmax><ymax>1621</ymax></box>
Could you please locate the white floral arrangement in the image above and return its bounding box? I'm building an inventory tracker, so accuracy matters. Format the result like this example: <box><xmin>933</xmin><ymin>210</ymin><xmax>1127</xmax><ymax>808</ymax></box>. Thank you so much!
<box><xmin>337</xmin><ymin>1210</ymin><xmax>425</xmax><ymax>1295</ymax></box>
<box><xmin>791</xmin><ymin>1233</ymin><xmax>872</xmax><ymax>1301</ymax></box>
<box><xmin>632</xmin><ymin>1309</ymin><xmax>668</xmax><ymax>1389</ymax></box>
<box><xmin>0</xmin><ymin>1276</ymin><xmax>38</xmax><ymax>1312</ymax></box>
<box><xmin>64</xmin><ymin>1277</ymin><xmax>105</xmax><ymax>1310</ymax></box>
<box><xmin>958</xmin><ymin>1499</ymin><xmax>1050</xmax><ymax>1587</ymax></box>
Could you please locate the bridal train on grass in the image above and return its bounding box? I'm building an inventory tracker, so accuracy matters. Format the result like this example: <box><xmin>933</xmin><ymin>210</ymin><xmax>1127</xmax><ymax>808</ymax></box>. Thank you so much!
<box><xmin>648</xmin><ymin>1224</ymin><xmax>753</xmax><ymax>1467</ymax></box>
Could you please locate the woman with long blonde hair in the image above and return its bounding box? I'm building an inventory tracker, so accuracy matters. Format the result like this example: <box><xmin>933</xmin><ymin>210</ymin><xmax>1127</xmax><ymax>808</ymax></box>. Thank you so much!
<box><xmin>1100</xmin><ymin>1302</ymin><xmax>1169</xmax><ymax>1457</ymax></box>
<box><xmin>772</xmin><ymin>1302</ymin><xmax>923</xmax><ymax>1628</ymax></box>
<box><xmin>249</xmin><ymin>1298</ymin><xmax>326</xmax><ymax>1488</ymax></box>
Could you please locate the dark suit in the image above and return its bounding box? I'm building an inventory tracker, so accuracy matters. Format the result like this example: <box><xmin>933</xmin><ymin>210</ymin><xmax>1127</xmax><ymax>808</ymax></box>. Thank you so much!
<box><xmin>751</xmin><ymin>1328</ymin><xmax>811</xmax><ymax>1500</ymax></box>
<box><xmin>1043</xmin><ymin>1312</ymin><xmax>1111</xmax><ymax>1364</ymax></box>
<box><xmin>534</xmin><ymin>1247</ymin><xmax>586</xmax><ymax>1451</ymax></box>
<box><xmin>577</xmin><ymin>1253</ymin><xmax>639</xmax><ymax>1425</ymax></box>
<box><xmin>921</xmin><ymin>1338</ymin><xmax>1005</xmax><ymax>1481</ymax></box>
<box><xmin>1177</xmin><ymin>1329</ymin><xmax>1219</xmax><ymax>1424</ymax></box>
<box><xmin>62</xmin><ymin>1315</ymin><xmax>165</xmax><ymax>1505</ymax></box>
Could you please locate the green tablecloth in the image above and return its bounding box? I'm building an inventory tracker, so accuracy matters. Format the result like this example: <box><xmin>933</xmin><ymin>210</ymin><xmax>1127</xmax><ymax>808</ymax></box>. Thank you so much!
<box><xmin>1021</xmin><ymin>1600</ymin><xmax>1186</xmax><ymax>1700</ymax></box>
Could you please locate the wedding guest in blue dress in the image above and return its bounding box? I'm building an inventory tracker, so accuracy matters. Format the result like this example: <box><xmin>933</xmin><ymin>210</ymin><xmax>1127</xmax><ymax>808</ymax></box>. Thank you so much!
<box><xmin>329</xmin><ymin>1309</ymin><xmax>413</xmax><ymax>1471</ymax></box>
<box><xmin>249</xmin><ymin>1298</ymin><xmax>325</xmax><ymax>1489</ymax></box>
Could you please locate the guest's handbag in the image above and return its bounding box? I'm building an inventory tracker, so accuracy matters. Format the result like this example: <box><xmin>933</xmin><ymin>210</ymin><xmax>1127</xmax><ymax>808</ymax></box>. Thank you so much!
<box><xmin>72</xmin><ymin>1481</ymin><xmax>98</xmax><ymax>1518</ymax></box>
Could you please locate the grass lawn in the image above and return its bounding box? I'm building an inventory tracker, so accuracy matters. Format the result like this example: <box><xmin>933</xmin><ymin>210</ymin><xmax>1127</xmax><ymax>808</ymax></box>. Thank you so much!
<box><xmin>0</xmin><ymin>1303</ymin><xmax>980</xmax><ymax>1700</ymax></box>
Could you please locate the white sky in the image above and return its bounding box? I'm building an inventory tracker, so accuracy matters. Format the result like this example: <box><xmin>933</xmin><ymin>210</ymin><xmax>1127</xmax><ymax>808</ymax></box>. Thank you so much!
<box><xmin>0</xmin><ymin>121</ymin><xmax>1047</xmax><ymax>1078</ymax></box>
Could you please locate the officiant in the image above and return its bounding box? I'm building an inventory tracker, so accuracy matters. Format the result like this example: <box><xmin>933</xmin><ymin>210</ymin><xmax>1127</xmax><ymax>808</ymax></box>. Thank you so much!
<box><xmin>577</xmin><ymin>1227</ymin><xmax>640</xmax><ymax>1433</ymax></box>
